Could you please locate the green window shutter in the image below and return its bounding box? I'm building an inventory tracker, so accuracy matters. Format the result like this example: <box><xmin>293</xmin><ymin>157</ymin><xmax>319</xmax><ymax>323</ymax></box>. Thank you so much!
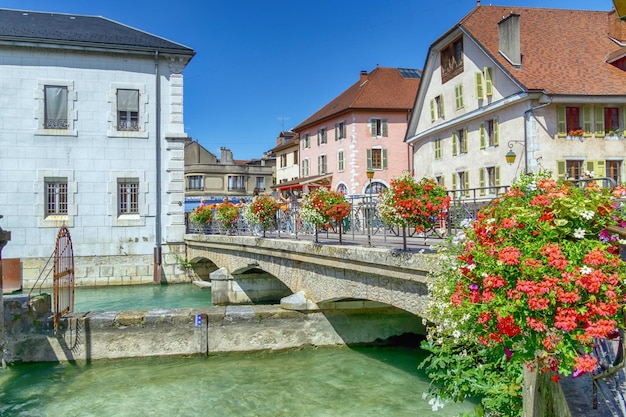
<box><xmin>493</xmin><ymin>117</ymin><xmax>499</xmax><ymax>146</ymax></box>
<box><xmin>586</xmin><ymin>160</ymin><xmax>604</xmax><ymax>179</ymax></box>
<box><xmin>382</xmin><ymin>149</ymin><xmax>388</xmax><ymax>169</ymax></box>
<box><xmin>475</xmin><ymin>72</ymin><xmax>484</xmax><ymax>99</ymax></box>
<box><xmin>455</xmin><ymin>85</ymin><xmax>462</xmax><ymax>110</ymax></box>
<box><xmin>480</xmin><ymin>122</ymin><xmax>486</xmax><ymax>149</ymax></box>
<box><xmin>582</xmin><ymin>106</ymin><xmax>592</xmax><ymax>136</ymax></box>
<box><xmin>557</xmin><ymin>106</ymin><xmax>566</xmax><ymax>137</ymax></box>
<box><xmin>430</xmin><ymin>100</ymin><xmax>436</xmax><ymax>122</ymax></box>
<box><xmin>464</xmin><ymin>171</ymin><xmax>470</xmax><ymax>197</ymax></box>
<box><xmin>479</xmin><ymin>168</ymin><xmax>486</xmax><ymax>196</ymax></box>
<box><xmin>452</xmin><ymin>173</ymin><xmax>457</xmax><ymax>191</ymax></box>
<box><xmin>463</xmin><ymin>128</ymin><xmax>468</xmax><ymax>153</ymax></box>
<box><xmin>459</xmin><ymin>85</ymin><xmax>464</xmax><ymax>109</ymax></box>
<box><xmin>435</xmin><ymin>138</ymin><xmax>441</xmax><ymax>159</ymax></box>
<box><xmin>440</xmin><ymin>95</ymin><xmax>445</xmax><ymax>119</ymax></box>
<box><xmin>556</xmin><ymin>160</ymin><xmax>566</xmax><ymax>181</ymax></box>
<box><xmin>317</xmin><ymin>156</ymin><xmax>321</xmax><ymax>174</ymax></box>
<box><xmin>317</xmin><ymin>131</ymin><xmax>321</xmax><ymax>146</ymax></box>
<box><xmin>382</xmin><ymin>119</ymin><xmax>388</xmax><ymax>137</ymax></box>
<box><xmin>595</xmin><ymin>106</ymin><xmax>605</xmax><ymax>137</ymax></box>
<box><xmin>495</xmin><ymin>166</ymin><xmax>501</xmax><ymax>187</ymax></box>
<box><xmin>452</xmin><ymin>131</ymin><xmax>458</xmax><ymax>156</ymax></box>
<box><xmin>370</xmin><ymin>120</ymin><xmax>376</xmax><ymax>137</ymax></box>
<box><xmin>440</xmin><ymin>176</ymin><xmax>445</xmax><ymax>186</ymax></box>
<box><xmin>484</xmin><ymin>67</ymin><xmax>493</xmax><ymax>96</ymax></box>
<box><xmin>338</xmin><ymin>151</ymin><xmax>344</xmax><ymax>171</ymax></box>
<box><xmin>366</xmin><ymin>149</ymin><xmax>373</xmax><ymax>170</ymax></box>
<box><xmin>335</xmin><ymin>123</ymin><xmax>339</xmax><ymax>141</ymax></box>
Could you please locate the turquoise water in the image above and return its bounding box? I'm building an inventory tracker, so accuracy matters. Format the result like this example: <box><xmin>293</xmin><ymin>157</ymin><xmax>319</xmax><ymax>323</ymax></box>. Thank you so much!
<box><xmin>72</xmin><ymin>283</ymin><xmax>212</xmax><ymax>312</ymax></box>
<box><xmin>0</xmin><ymin>346</ymin><xmax>476</xmax><ymax>416</ymax></box>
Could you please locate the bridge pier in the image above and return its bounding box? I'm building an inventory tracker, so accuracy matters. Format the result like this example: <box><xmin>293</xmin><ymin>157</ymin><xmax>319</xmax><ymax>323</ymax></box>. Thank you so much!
<box><xmin>210</xmin><ymin>267</ymin><xmax>294</xmax><ymax>306</ymax></box>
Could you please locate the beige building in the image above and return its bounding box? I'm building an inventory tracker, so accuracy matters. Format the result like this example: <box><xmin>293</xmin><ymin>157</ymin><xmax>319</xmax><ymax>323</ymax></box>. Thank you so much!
<box><xmin>268</xmin><ymin>131</ymin><xmax>300</xmax><ymax>195</ymax></box>
<box><xmin>184</xmin><ymin>139</ymin><xmax>274</xmax><ymax>208</ymax></box>
<box><xmin>406</xmin><ymin>5</ymin><xmax>626</xmax><ymax>195</ymax></box>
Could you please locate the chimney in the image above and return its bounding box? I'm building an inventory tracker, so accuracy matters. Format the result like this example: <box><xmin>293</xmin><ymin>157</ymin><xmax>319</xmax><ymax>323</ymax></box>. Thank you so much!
<box><xmin>498</xmin><ymin>13</ymin><xmax>521</xmax><ymax>66</ymax></box>
<box><xmin>360</xmin><ymin>70</ymin><xmax>368</xmax><ymax>82</ymax></box>
<box><xmin>220</xmin><ymin>147</ymin><xmax>233</xmax><ymax>164</ymax></box>
<box><xmin>609</xmin><ymin>9</ymin><xmax>626</xmax><ymax>44</ymax></box>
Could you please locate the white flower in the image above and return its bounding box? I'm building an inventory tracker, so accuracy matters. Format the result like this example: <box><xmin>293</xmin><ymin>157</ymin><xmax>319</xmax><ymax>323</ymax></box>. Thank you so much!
<box><xmin>526</xmin><ymin>181</ymin><xmax>537</xmax><ymax>191</ymax></box>
<box><xmin>573</xmin><ymin>228</ymin><xmax>586</xmax><ymax>239</ymax></box>
<box><xmin>428</xmin><ymin>397</ymin><xmax>445</xmax><ymax>411</ymax></box>
<box><xmin>580</xmin><ymin>209</ymin><xmax>594</xmax><ymax>220</ymax></box>
<box><xmin>452</xmin><ymin>330</ymin><xmax>461</xmax><ymax>339</ymax></box>
<box><xmin>580</xmin><ymin>266</ymin><xmax>593</xmax><ymax>275</ymax></box>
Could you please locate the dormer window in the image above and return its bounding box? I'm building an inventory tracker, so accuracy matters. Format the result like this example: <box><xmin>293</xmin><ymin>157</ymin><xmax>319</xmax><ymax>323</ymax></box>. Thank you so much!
<box><xmin>441</xmin><ymin>37</ymin><xmax>463</xmax><ymax>83</ymax></box>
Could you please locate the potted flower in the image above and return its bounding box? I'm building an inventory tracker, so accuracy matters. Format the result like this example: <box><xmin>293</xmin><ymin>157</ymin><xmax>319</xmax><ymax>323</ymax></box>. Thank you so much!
<box><xmin>377</xmin><ymin>172</ymin><xmax>450</xmax><ymax>250</ymax></box>
<box><xmin>568</xmin><ymin>128</ymin><xmax>585</xmax><ymax>138</ymax></box>
<box><xmin>243</xmin><ymin>195</ymin><xmax>280</xmax><ymax>237</ymax></box>
<box><xmin>215</xmin><ymin>202</ymin><xmax>240</xmax><ymax>234</ymax></box>
<box><xmin>189</xmin><ymin>205</ymin><xmax>213</xmax><ymax>228</ymax></box>
<box><xmin>299</xmin><ymin>188</ymin><xmax>351</xmax><ymax>243</ymax></box>
<box><xmin>420</xmin><ymin>171</ymin><xmax>626</xmax><ymax>416</ymax></box>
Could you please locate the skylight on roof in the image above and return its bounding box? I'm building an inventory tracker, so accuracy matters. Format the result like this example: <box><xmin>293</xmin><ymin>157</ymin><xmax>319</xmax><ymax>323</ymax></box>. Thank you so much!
<box><xmin>398</xmin><ymin>68</ymin><xmax>421</xmax><ymax>79</ymax></box>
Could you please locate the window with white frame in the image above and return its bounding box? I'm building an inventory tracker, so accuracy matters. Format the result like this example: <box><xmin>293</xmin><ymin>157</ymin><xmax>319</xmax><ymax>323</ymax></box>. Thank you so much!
<box><xmin>228</xmin><ymin>175</ymin><xmax>246</xmax><ymax>191</ymax></box>
<box><xmin>317</xmin><ymin>128</ymin><xmax>327</xmax><ymax>145</ymax></box>
<box><xmin>336</xmin><ymin>183</ymin><xmax>348</xmax><ymax>195</ymax></box>
<box><xmin>302</xmin><ymin>134</ymin><xmax>310</xmax><ymax>149</ymax></box>
<box><xmin>45</xmin><ymin>178</ymin><xmax>68</xmax><ymax>216</ymax></box>
<box><xmin>338</xmin><ymin>150</ymin><xmax>345</xmax><ymax>172</ymax></box>
<box><xmin>318</xmin><ymin>155</ymin><xmax>327</xmax><ymax>175</ymax></box>
<box><xmin>367</xmin><ymin>148</ymin><xmax>387</xmax><ymax>170</ymax></box>
<box><xmin>370</xmin><ymin>118</ymin><xmax>388</xmax><ymax>137</ymax></box>
<box><xmin>117</xmin><ymin>89</ymin><xmax>139</xmax><ymax>131</ymax></box>
<box><xmin>44</xmin><ymin>86</ymin><xmax>68</xmax><ymax>129</ymax></box>
<box><xmin>118</xmin><ymin>180</ymin><xmax>139</xmax><ymax>215</ymax></box>
<box><xmin>186</xmin><ymin>175</ymin><xmax>203</xmax><ymax>191</ymax></box>
<box><xmin>335</xmin><ymin>121</ymin><xmax>346</xmax><ymax>140</ymax></box>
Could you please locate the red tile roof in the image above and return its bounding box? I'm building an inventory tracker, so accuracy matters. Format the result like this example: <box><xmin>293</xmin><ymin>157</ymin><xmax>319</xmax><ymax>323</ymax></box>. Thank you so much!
<box><xmin>460</xmin><ymin>6</ymin><xmax>626</xmax><ymax>96</ymax></box>
<box><xmin>294</xmin><ymin>67</ymin><xmax>421</xmax><ymax>131</ymax></box>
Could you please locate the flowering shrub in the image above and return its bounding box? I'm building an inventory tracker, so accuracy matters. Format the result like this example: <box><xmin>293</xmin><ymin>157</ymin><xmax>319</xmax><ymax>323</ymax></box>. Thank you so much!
<box><xmin>420</xmin><ymin>171</ymin><xmax>626</xmax><ymax>416</ymax></box>
<box><xmin>189</xmin><ymin>205</ymin><xmax>213</xmax><ymax>224</ymax></box>
<box><xmin>377</xmin><ymin>172</ymin><xmax>451</xmax><ymax>232</ymax></box>
<box><xmin>568</xmin><ymin>128</ymin><xmax>584</xmax><ymax>137</ymax></box>
<box><xmin>243</xmin><ymin>195</ymin><xmax>280</xmax><ymax>230</ymax></box>
<box><xmin>299</xmin><ymin>188</ymin><xmax>350</xmax><ymax>227</ymax></box>
<box><xmin>215</xmin><ymin>203</ymin><xmax>239</xmax><ymax>230</ymax></box>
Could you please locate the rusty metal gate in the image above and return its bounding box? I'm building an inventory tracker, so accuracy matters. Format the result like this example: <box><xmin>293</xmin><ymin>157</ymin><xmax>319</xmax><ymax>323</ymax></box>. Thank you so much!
<box><xmin>53</xmin><ymin>226</ymin><xmax>74</xmax><ymax>332</ymax></box>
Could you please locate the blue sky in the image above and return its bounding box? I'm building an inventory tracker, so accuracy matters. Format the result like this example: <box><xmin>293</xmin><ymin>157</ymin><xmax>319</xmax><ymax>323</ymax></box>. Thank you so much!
<box><xmin>5</xmin><ymin>0</ymin><xmax>612</xmax><ymax>160</ymax></box>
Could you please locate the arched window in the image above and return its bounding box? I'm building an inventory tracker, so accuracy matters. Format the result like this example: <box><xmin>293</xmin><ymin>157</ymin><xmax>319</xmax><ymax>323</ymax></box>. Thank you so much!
<box><xmin>336</xmin><ymin>183</ymin><xmax>348</xmax><ymax>195</ymax></box>
<box><xmin>365</xmin><ymin>181</ymin><xmax>387</xmax><ymax>195</ymax></box>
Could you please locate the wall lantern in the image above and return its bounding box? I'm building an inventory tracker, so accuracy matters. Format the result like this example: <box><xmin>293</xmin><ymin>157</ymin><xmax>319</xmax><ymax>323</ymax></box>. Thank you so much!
<box><xmin>614</xmin><ymin>0</ymin><xmax>626</xmax><ymax>20</ymax></box>
<box><xmin>505</xmin><ymin>149</ymin><xmax>517</xmax><ymax>165</ymax></box>
<box><xmin>505</xmin><ymin>140</ymin><xmax>526</xmax><ymax>169</ymax></box>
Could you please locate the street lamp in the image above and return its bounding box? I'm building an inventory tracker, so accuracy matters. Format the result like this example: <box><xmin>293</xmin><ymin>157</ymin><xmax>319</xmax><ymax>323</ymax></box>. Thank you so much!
<box><xmin>505</xmin><ymin>140</ymin><xmax>527</xmax><ymax>173</ymax></box>
<box><xmin>366</xmin><ymin>169</ymin><xmax>374</xmax><ymax>247</ymax></box>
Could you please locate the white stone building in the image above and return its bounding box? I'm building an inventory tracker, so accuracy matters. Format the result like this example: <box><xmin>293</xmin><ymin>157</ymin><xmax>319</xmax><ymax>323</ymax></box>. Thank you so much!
<box><xmin>0</xmin><ymin>9</ymin><xmax>195</xmax><ymax>289</ymax></box>
<box><xmin>406</xmin><ymin>5</ymin><xmax>626</xmax><ymax>196</ymax></box>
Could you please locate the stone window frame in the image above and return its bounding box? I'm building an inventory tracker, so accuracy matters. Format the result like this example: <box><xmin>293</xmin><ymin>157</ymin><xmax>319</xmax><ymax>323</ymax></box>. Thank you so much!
<box><xmin>34</xmin><ymin>80</ymin><xmax>78</xmax><ymax>137</ymax></box>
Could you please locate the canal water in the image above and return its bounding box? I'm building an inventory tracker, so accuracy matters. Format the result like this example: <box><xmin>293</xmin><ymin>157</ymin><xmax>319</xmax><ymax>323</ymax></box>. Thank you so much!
<box><xmin>2</xmin><ymin>284</ymin><xmax>476</xmax><ymax>415</ymax></box>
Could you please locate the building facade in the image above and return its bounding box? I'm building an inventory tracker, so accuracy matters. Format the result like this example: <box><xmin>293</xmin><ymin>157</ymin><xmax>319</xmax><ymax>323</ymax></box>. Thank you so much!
<box><xmin>292</xmin><ymin>67</ymin><xmax>420</xmax><ymax>197</ymax></box>
<box><xmin>268</xmin><ymin>131</ymin><xmax>300</xmax><ymax>193</ymax></box>
<box><xmin>0</xmin><ymin>9</ymin><xmax>195</xmax><ymax>288</ymax></box>
<box><xmin>406</xmin><ymin>5</ymin><xmax>626</xmax><ymax>196</ymax></box>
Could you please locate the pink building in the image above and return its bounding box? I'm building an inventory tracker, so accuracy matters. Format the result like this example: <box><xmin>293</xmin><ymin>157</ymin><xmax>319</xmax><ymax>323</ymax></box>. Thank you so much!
<box><xmin>288</xmin><ymin>67</ymin><xmax>420</xmax><ymax>197</ymax></box>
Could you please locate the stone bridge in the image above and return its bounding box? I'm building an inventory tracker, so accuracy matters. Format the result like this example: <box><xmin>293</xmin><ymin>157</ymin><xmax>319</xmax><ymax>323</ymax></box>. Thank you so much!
<box><xmin>184</xmin><ymin>234</ymin><xmax>435</xmax><ymax>317</ymax></box>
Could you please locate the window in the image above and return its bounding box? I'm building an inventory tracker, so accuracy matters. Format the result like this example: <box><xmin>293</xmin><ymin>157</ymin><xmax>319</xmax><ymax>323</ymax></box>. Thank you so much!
<box><xmin>228</xmin><ymin>176</ymin><xmax>245</xmax><ymax>191</ymax></box>
<box><xmin>336</xmin><ymin>183</ymin><xmax>348</xmax><ymax>195</ymax></box>
<box><xmin>255</xmin><ymin>177</ymin><xmax>265</xmax><ymax>191</ymax></box>
<box><xmin>45</xmin><ymin>179</ymin><xmax>68</xmax><ymax>216</ymax></box>
<box><xmin>280</xmin><ymin>153</ymin><xmax>287</xmax><ymax>168</ymax></box>
<box><xmin>480</xmin><ymin>118</ymin><xmax>499</xmax><ymax>148</ymax></box>
<box><xmin>117</xmin><ymin>89</ymin><xmax>139</xmax><ymax>131</ymax></box>
<box><xmin>318</xmin><ymin>155</ymin><xmax>327</xmax><ymax>175</ymax></box>
<box><xmin>365</xmin><ymin>181</ymin><xmax>387</xmax><ymax>195</ymax></box>
<box><xmin>335</xmin><ymin>121</ymin><xmax>346</xmax><ymax>140</ymax></box>
<box><xmin>455</xmin><ymin>84</ymin><xmax>464</xmax><ymax>110</ymax></box>
<box><xmin>367</xmin><ymin>148</ymin><xmax>388</xmax><ymax>170</ymax></box>
<box><xmin>118</xmin><ymin>180</ymin><xmax>139</xmax><ymax>215</ymax></box>
<box><xmin>452</xmin><ymin>170</ymin><xmax>470</xmax><ymax>198</ymax></box>
<box><xmin>475</xmin><ymin>72</ymin><xmax>484</xmax><ymax>99</ymax></box>
<box><xmin>441</xmin><ymin>37</ymin><xmax>463</xmax><ymax>83</ymax></box>
<box><xmin>605</xmin><ymin>107</ymin><xmax>620</xmax><ymax>134</ymax></box>
<box><xmin>302</xmin><ymin>134</ymin><xmax>310</xmax><ymax>149</ymax></box>
<box><xmin>293</xmin><ymin>150</ymin><xmax>299</xmax><ymax>165</ymax></box>
<box><xmin>44</xmin><ymin>86</ymin><xmax>68</xmax><ymax>129</ymax></box>
<box><xmin>302</xmin><ymin>158</ymin><xmax>310</xmax><ymax>177</ymax></box>
<box><xmin>338</xmin><ymin>150</ymin><xmax>345</xmax><ymax>172</ymax></box>
<box><xmin>479</xmin><ymin>166</ymin><xmax>501</xmax><ymax>196</ymax></box>
<box><xmin>452</xmin><ymin>128</ymin><xmax>468</xmax><ymax>155</ymax></box>
<box><xmin>370</xmin><ymin>118</ymin><xmax>388</xmax><ymax>137</ymax></box>
<box><xmin>484</xmin><ymin>67</ymin><xmax>493</xmax><ymax>97</ymax></box>
<box><xmin>606</xmin><ymin>160</ymin><xmax>622</xmax><ymax>184</ymax></box>
<box><xmin>435</xmin><ymin>175</ymin><xmax>444</xmax><ymax>186</ymax></box>
<box><xmin>317</xmin><ymin>128</ymin><xmax>327</xmax><ymax>146</ymax></box>
<box><xmin>186</xmin><ymin>175</ymin><xmax>203</xmax><ymax>191</ymax></box>
<box><xmin>431</xmin><ymin>96</ymin><xmax>445</xmax><ymax>122</ymax></box>
<box><xmin>556</xmin><ymin>160</ymin><xmax>584</xmax><ymax>181</ymax></box>
<box><xmin>434</xmin><ymin>138</ymin><xmax>442</xmax><ymax>160</ymax></box>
